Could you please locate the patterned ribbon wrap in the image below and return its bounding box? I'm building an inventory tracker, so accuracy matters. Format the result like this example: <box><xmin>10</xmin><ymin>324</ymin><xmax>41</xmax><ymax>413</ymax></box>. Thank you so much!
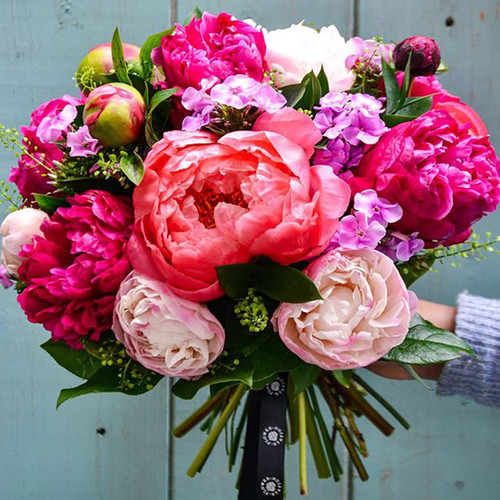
<box><xmin>238</xmin><ymin>376</ymin><xmax>288</xmax><ymax>499</ymax></box>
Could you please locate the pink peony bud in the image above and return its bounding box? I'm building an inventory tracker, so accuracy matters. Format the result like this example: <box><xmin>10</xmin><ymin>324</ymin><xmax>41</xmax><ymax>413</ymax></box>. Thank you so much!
<box><xmin>83</xmin><ymin>83</ymin><xmax>146</xmax><ymax>148</ymax></box>
<box><xmin>393</xmin><ymin>36</ymin><xmax>441</xmax><ymax>76</ymax></box>
<box><xmin>1</xmin><ymin>208</ymin><xmax>49</xmax><ymax>277</ymax></box>
<box><xmin>76</xmin><ymin>42</ymin><xmax>141</xmax><ymax>94</ymax></box>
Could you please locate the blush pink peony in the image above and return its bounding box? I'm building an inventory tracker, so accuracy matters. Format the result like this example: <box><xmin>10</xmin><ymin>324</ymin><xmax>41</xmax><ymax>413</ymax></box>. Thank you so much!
<box><xmin>113</xmin><ymin>271</ymin><xmax>225</xmax><ymax>378</ymax></box>
<box><xmin>1</xmin><ymin>208</ymin><xmax>48</xmax><ymax>277</ymax></box>
<box><xmin>350</xmin><ymin>109</ymin><xmax>500</xmax><ymax>247</ymax></box>
<box><xmin>272</xmin><ymin>248</ymin><xmax>413</xmax><ymax>370</ymax></box>
<box><xmin>152</xmin><ymin>12</ymin><xmax>267</xmax><ymax>91</ymax></box>
<box><xmin>130</xmin><ymin>124</ymin><xmax>350</xmax><ymax>302</ymax></box>
<box><xmin>17</xmin><ymin>190</ymin><xmax>134</xmax><ymax>349</ymax></box>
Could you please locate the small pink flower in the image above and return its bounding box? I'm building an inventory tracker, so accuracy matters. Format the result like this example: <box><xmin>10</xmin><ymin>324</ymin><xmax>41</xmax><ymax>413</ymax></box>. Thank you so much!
<box><xmin>37</xmin><ymin>105</ymin><xmax>77</xmax><ymax>143</ymax></box>
<box><xmin>113</xmin><ymin>271</ymin><xmax>225</xmax><ymax>379</ymax></box>
<box><xmin>67</xmin><ymin>126</ymin><xmax>101</xmax><ymax>158</ymax></box>
<box><xmin>335</xmin><ymin>212</ymin><xmax>386</xmax><ymax>250</ymax></box>
<box><xmin>272</xmin><ymin>248</ymin><xmax>413</xmax><ymax>370</ymax></box>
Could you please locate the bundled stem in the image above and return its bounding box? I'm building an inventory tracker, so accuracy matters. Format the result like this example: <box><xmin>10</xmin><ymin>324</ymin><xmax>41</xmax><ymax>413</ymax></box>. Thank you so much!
<box><xmin>187</xmin><ymin>384</ymin><xmax>246</xmax><ymax>477</ymax></box>
<box><xmin>297</xmin><ymin>392</ymin><xmax>309</xmax><ymax>495</ymax></box>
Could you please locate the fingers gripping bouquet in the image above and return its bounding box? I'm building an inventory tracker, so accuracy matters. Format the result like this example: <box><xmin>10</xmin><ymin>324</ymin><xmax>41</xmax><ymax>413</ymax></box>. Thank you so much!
<box><xmin>1</xmin><ymin>9</ymin><xmax>499</xmax><ymax>496</ymax></box>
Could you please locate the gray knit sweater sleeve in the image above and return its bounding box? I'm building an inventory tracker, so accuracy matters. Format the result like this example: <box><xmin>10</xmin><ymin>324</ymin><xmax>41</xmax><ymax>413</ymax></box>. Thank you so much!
<box><xmin>437</xmin><ymin>293</ymin><xmax>500</xmax><ymax>407</ymax></box>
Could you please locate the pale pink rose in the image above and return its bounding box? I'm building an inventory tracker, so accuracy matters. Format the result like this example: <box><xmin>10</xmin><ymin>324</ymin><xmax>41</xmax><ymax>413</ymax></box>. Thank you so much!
<box><xmin>1</xmin><ymin>208</ymin><xmax>49</xmax><ymax>277</ymax></box>
<box><xmin>272</xmin><ymin>248</ymin><xmax>413</xmax><ymax>370</ymax></box>
<box><xmin>112</xmin><ymin>271</ymin><xmax>225</xmax><ymax>379</ymax></box>
<box><xmin>264</xmin><ymin>22</ymin><xmax>356</xmax><ymax>91</ymax></box>
<box><xmin>253</xmin><ymin>107</ymin><xmax>322</xmax><ymax>158</ymax></box>
<box><xmin>130</xmin><ymin>129</ymin><xmax>351</xmax><ymax>301</ymax></box>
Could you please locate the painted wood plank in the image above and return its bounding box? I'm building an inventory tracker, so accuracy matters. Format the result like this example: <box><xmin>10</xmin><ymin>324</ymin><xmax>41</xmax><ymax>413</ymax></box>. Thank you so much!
<box><xmin>171</xmin><ymin>3</ymin><xmax>356</xmax><ymax>498</ymax></box>
<box><xmin>0</xmin><ymin>2</ymin><xmax>172</xmax><ymax>499</ymax></box>
<box><xmin>352</xmin><ymin>1</ymin><xmax>500</xmax><ymax>499</ymax></box>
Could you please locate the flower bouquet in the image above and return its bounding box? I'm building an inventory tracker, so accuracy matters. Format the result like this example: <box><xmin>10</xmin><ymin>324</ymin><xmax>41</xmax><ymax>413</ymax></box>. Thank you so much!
<box><xmin>1</xmin><ymin>8</ymin><xmax>499</xmax><ymax>498</ymax></box>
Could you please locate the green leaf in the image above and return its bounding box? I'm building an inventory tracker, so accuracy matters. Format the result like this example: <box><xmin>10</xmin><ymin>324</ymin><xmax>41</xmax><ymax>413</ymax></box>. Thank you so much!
<box><xmin>111</xmin><ymin>28</ymin><xmax>133</xmax><ymax>86</ymax></box>
<box><xmin>332</xmin><ymin>370</ymin><xmax>353</xmax><ymax>388</ymax></box>
<box><xmin>395</xmin><ymin>96</ymin><xmax>432</xmax><ymax>117</ymax></box>
<box><xmin>183</xmin><ymin>6</ymin><xmax>203</xmax><ymax>24</ymax></box>
<box><xmin>148</xmin><ymin>88</ymin><xmax>178</xmax><ymax>114</ymax></box>
<box><xmin>317</xmin><ymin>66</ymin><xmax>329</xmax><ymax>95</ymax></box>
<box><xmin>172</xmin><ymin>361</ymin><xmax>254</xmax><ymax>400</ymax></box>
<box><xmin>280</xmin><ymin>83</ymin><xmax>307</xmax><ymax>108</ymax></box>
<box><xmin>34</xmin><ymin>194</ymin><xmax>69</xmax><ymax>214</ymax></box>
<box><xmin>396</xmin><ymin>252</ymin><xmax>436</xmax><ymax>287</ymax></box>
<box><xmin>381</xmin><ymin>58</ymin><xmax>401</xmax><ymax>114</ymax></box>
<box><xmin>384</xmin><ymin>314</ymin><xmax>474</xmax><ymax>365</ymax></box>
<box><xmin>289</xmin><ymin>363</ymin><xmax>322</xmax><ymax>397</ymax></box>
<box><xmin>120</xmin><ymin>152</ymin><xmax>144</xmax><ymax>185</ymax></box>
<box><xmin>41</xmin><ymin>339</ymin><xmax>101</xmax><ymax>380</ymax></box>
<box><xmin>145</xmin><ymin>97</ymin><xmax>172</xmax><ymax>147</ymax></box>
<box><xmin>57</xmin><ymin>366</ymin><xmax>162</xmax><ymax>408</ymax></box>
<box><xmin>57</xmin><ymin>176</ymin><xmax>130</xmax><ymax>195</ymax></box>
<box><xmin>140</xmin><ymin>28</ymin><xmax>173</xmax><ymax>82</ymax></box>
<box><xmin>398</xmin><ymin>53</ymin><xmax>412</xmax><ymax>108</ymax></box>
<box><xmin>399</xmin><ymin>363</ymin><xmax>433</xmax><ymax>390</ymax></box>
<box><xmin>216</xmin><ymin>262</ymin><xmax>323</xmax><ymax>303</ymax></box>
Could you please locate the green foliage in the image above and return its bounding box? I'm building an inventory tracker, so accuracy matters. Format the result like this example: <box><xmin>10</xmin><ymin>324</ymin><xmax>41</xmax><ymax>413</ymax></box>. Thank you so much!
<box><xmin>396</xmin><ymin>252</ymin><xmax>436</xmax><ymax>287</ymax></box>
<box><xmin>384</xmin><ymin>314</ymin><xmax>474</xmax><ymax>365</ymax></box>
<box><xmin>381</xmin><ymin>58</ymin><xmax>433</xmax><ymax>126</ymax></box>
<box><xmin>216</xmin><ymin>260</ymin><xmax>323</xmax><ymax>303</ymax></box>
<box><xmin>111</xmin><ymin>28</ymin><xmax>133</xmax><ymax>86</ymax></box>
<box><xmin>288</xmin><ymin>364</ymin><xmax>322</xmax><ymax>397</ymax></box>
<box><xmin>280</xmin><ymin>69</ymin><xmax>328</xmax><ymax>110</ymax></box>
<box><xmin>119</xmin><ymin>151</ymin><xmax>144</xmax><ymax>185</ymax></box>
<box><xmin>140</xmin><ymin>28</ymin><xmax>174</xmax><ymax>82</ymax></box>
<box><xmin>183</xmin><ymin>6</ymin><xmax>204</xmax><ymax>24</ymax></box>
<box><xmin>33</xmin><ymin>194</ymin><xmax>69</xmax><ymax>214</ymax></box>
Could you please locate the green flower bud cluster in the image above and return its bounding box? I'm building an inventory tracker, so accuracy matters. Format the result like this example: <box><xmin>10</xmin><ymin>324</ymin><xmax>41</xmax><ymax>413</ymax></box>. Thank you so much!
<box><xmin>234</xmin><ymin>288</ymin><xmax>269</xmax><ymax>333</ymax></box>
<box><xmin>74</xmin><ymin>66</ymin><xmax>98</xmax><ymax>94</ymax></box>
<box><xmin>209</xmin><ymin>350</ymin><xmax>241</xmax><ymax>375</ymax></box>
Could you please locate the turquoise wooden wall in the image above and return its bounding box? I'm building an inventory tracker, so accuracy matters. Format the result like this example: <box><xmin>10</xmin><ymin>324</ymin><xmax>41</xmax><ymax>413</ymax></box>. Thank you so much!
<box><xmin>0</xmin><ymin>1</ymin><xmax>499</xmax><ymax>499</ymax></box>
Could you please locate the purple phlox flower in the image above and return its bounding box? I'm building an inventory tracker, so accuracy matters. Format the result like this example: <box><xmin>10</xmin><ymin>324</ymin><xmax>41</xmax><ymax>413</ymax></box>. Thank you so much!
<box><xmin>37</xmin><ymin>104</ymin><xmax>78</xmax><ymax>143</ymax></box>
<box><xmin>182</xmin><ymin>77</ymin><xmax>218</xmax><ymax>112</ymax></box>
<box><xmin>335</xmin><ymin>212</ymin><xmax>386</xmax><ymax>250</ymax></box>
<box><xmin>182</xmin><ymin>105</ymin><xmax>214</xmax><ymax>131</ymax></box>
<box><xmin>66</xmin><ymin>126</ymin><xmax>101</xmax><ymax>158</ymax></box>
<box><xmin>210</xmin><ymin>74</ymin><xmax>261</xmax><ymax>109</ymax></box>
<box><xmin>313</xmin><ymin>137</ymin><xmax>362</xmax><ymax>176</ymax></box>
<box><xmin>354</xmin><ymin>189</ymin><xmax>403</xmax><ymax>225</ymax></box>
<box><xmin>252</xmin><ymin>84</ymin><xmax>286</xmax><ymax>113</ymax></box>
<box><xmin>0</xmin><ymin>264</ymin><xmax>13</xmax><ymax>289</ymax></box>
<box><xmin>378</xmin><ymin>231</ymin><xmax>425</xmax><ymax>262</ymax></box>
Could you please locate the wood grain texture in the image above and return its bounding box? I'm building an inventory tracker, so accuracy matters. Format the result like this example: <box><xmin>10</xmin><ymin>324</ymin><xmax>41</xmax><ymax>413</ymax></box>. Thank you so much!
<box><xmin>0</xmin><ymin>2</ymin><xmax>172</xmax><ymax>499</ymax></box>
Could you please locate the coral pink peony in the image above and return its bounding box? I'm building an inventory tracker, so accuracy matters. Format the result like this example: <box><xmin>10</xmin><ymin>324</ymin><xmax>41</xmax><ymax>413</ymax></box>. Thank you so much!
<box><xmin>152</xmin><ymin>12</ymin><xmax>267</xmax><ymax>91</ymax></box>
<box><xmin>272</xmin><ymin>248</ymin><xmax>413</xmax><ymax>370</ymax></box>
<box><xmin>1</xmin><ymin>208</ymin><xmax>48</xmax><ymax>277</ymax></box>
<box><xmin>350</xmin><ymin>109</ymin><xmax>500</xmax><ymax>247</ymax></box>
<box><xmin>113</xmin><ymin>271</ymin><xmax>225</xmax><ymax>378</ymax></box>
<box><xmin>130</xmin><ymin>127</ymin><xmax>351</xmax><ymax>301</ymax></box>
<box><xmin>17</xmin><ymin>190</ymin><xmax>134</xmax><ymax>348</ymax></box>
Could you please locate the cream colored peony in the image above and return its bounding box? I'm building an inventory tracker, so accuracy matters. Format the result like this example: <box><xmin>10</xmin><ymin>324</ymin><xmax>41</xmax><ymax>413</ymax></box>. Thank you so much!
<box><xmin>264</xmin><ymin>22</ymin><xmax>356</xmax><ymax>91</ymax></box>
<box><xmin>272</xmin><ymin>248</ymin><xmax>414</xmax><ymax>370</ymax></box>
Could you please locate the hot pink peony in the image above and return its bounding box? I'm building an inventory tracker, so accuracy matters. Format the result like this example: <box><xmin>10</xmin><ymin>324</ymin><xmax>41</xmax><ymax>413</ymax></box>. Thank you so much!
<box><xmin>152</xmin><ymin>12</ymin><xmax>267</xmax><ymax>91</ymax></box>
<box><xmin>17</xmin><ymin>190</ymin><xmax>134</xmax><ymax>348</ymax></box>
<box><xmin>350</xmin><ymin>109</ymin><xmax>500</xmax><ymax>247</ymax></box>
<box><xmin>130</xmin><ymin>125</ymin><xmax>350</xmax><ymax>302</ymax></box>
<box><xmin>272</xmin><ymin>248</ymin><xmax>413</xmax><ymax>370</ymax></box>
<box><xmin>10</xmin><ymin>95</ymin><xmax>83</xmax><ymax>200</ymax></box>
<box><xmin>113</xmin><ymin>271</ymin><xmax>225</xmax><ymax>378</ymax></box>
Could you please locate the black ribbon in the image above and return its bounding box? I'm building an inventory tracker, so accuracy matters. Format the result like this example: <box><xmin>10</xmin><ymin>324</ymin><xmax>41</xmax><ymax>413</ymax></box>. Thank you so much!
<box><xmin>238</xmin><ymin>375</ymin><xmax>288</xmax><ymax>499</ymax></box>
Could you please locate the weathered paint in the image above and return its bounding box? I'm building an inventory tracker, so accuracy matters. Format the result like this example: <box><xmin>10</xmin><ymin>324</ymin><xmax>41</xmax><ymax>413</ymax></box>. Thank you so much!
<box><xmin>0</xmin><ymin>1</ymin><xmax>499</xmax><ymax>499</ymax></box>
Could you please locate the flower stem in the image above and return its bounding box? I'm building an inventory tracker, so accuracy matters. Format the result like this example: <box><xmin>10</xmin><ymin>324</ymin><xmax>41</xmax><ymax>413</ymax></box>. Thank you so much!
<box><xmin>187</xmin><ymin>384</ymin><xmax>246</xmax><ymax>477</ymax></box>
<box><xmin>172</xmin><ymin>389</ymin><xmax>228</xmax><ymax>438</ymax></box>
<box><xmin>297</xmin><ymin>392</ymin><xmax>309</xmax><ymax>495</ymax></box>
<box><xmin>345</xmin><ymin>405</ymin><xmax>368</xmax><ymax>457</ymax></box>
<box><xmin>352</xmin><ymin>374</ymin><xmax>410</xmax><ymax>429</ymax></box>
<box><xmin>318</xmin><ymin>374</ymin><xmax>369</xmax><ymax>481</ymax></box>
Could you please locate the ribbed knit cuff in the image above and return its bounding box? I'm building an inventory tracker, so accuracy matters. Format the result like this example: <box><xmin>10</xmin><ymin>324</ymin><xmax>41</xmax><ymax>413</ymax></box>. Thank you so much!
<box><xmin>437</xmin><ymin>292</ymin><xmax>500</xmax><ymax>408</ymax></box>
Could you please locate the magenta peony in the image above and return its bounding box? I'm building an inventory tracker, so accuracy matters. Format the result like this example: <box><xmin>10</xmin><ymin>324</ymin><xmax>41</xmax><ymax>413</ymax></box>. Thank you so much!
<box><xmin>350</xmin><ymin>109</ymin><xmax>500</xmax><ymax>247</ymax></box>
<box><xmin>10</xmin><ymin>95</ymin><xmax>83</xmax><ymax>200</ymax></box>
<box><xmin>272</xmin><ymin>248</ymin><xmax>413</xmax><ymax>370</ymax></box>
<box><xmin>83</xmin><ymin>83</ymin><xmax>146</xmax><ymax>148</ymax></box>
<box><xmin>152</xmin><ymin>12</ymin><xmax>267</xmax><ymax>91</ymax></box>
<box><xmin>130</xmin><ymin>125</ymin><xmax>350</xmax><ymax>302</ymax></box>
<box><xmin>1</xmin><ymin>208</ymin><xmax>48</xmax><ymax>277</ymax></box>
<box><xmin>17</xmin><ymin>190</ymin><xmax>134</xmax><ymax>348</ymax></box>
<box><xmin>113</xmin><ymin>271</ymin><xmax>225</xmax><ymax>378</ymax></box>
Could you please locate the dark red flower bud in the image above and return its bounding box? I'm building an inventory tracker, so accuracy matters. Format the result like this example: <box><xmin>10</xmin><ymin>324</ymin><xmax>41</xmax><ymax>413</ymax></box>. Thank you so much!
<box><xmin>393</xmin><ymin>36</ymin><xmax>441</xmax><ymax>76</ymax></box>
